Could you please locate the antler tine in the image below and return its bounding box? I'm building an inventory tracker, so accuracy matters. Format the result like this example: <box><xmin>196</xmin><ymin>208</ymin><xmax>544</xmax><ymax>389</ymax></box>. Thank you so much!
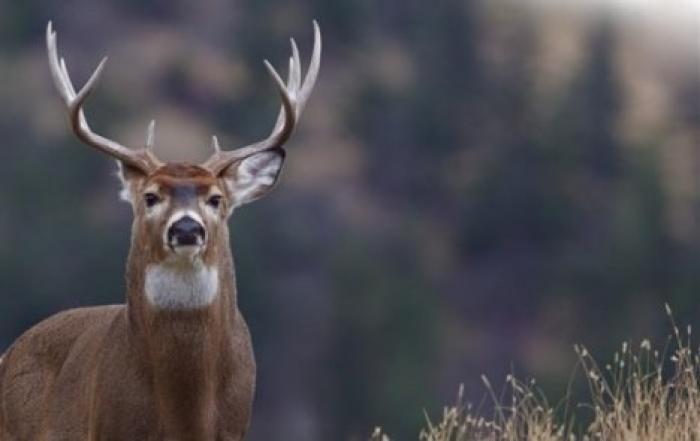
<box><xmin>290</xmin><ymin>38</ymin><xmax>302</xmax><ymax>93</ymax></box>
<box><xmin>263</xmin><ymin>59</ymin><xmax>297</xmax><ymax>141</ymax></box>
<box><xmin>202</xmin><ymin>21</ymin><xmax>322</xmax><ymax>174</ymax></box>
<box><xmin>298</xmin><ymin>20</ymin><xmax>322</xmax><ymax>113</ymax></box>
<box><xmin>265</xmin><ymin>56</ymin><xmax>296</xmax><ymax>135</ymax></box>
<box><xmin>58</xmin><ymin>58</ymin><xmax>76</xmax><ymax>97</ymax></box>
<box><xmin>46</xmin><ymin>22</ymin><xmax>160</xmax><ymax>172</ymax></box>
<box><xmin>211</xmin><ymin>135</ymin><xmax>221</xmax><ymax>153</ymax></box>
<box><xmin>146</xmin><ymin>120</ymin><xmax>156</xmax><ymax>151</ymax></box>
<box><xmin>287</xmin><ymin>57</ymin><xmax>295</xmax><ymax>89</ymax></box>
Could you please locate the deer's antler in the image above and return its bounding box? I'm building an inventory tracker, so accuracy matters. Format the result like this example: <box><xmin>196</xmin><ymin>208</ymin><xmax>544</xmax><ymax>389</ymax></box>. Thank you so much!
<box><xmin>202</xmin><ymin>21</ymin><xmax>322</xmax><ymax>174</ymax></box>
<box><xmin>46</xmin><ymin>22</ymin><xmax>161</xmax><ymax>173</ymax></box>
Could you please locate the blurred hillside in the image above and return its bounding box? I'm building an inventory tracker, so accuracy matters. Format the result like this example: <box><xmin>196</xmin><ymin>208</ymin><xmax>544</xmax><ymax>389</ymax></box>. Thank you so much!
<box><xmin>0</xmin><ymin>0</ymin><xmax>698</xmax><ymax>439</ymax></box>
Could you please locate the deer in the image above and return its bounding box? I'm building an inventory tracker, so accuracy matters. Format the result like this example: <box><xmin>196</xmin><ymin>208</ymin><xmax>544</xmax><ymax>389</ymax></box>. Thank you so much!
<box><xmin>0</xmin><ymin>20</ymin><xmax>320</xmax><ymax>441</ymax></box>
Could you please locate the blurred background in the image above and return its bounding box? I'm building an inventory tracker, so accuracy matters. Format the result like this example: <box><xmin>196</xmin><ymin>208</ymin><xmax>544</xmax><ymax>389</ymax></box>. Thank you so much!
<box><xmin>0</xmin><ymin>0</ymin><xmax>698</xmax><ymax>439</ymax></box>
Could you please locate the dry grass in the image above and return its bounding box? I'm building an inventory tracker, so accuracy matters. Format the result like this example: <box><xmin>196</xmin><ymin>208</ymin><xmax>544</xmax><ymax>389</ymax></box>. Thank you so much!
<box><xmin>371</xmin><ymin>305</ymin><xmax>700</xmax><ymax>441</ymax></box>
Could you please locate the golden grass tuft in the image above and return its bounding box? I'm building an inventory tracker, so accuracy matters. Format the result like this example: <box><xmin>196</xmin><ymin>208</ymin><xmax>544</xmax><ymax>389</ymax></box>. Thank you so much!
<box><xmin>372</xmin><ymin>305</ymin><xmax>700</xmax><ymax>441</ymax></box>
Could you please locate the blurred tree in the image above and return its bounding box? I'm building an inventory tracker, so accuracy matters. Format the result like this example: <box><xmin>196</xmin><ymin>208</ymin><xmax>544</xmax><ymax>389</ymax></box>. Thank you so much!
<box><xmin>0</xmin><ymin>1</ymin><xmax>46</xmax><ymax>54</ymax></box>
<box><xmin>329</xmin><ymin>235</ymin><xmax>437</xmax><ymax>440</ymax></box>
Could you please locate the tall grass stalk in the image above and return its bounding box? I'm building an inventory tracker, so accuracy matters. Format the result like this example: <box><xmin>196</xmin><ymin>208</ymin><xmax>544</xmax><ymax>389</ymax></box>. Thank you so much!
<box><xmin>372</xmin><ymin>305</ymin><xmax>700</xmax><ymax>441</ymax></box>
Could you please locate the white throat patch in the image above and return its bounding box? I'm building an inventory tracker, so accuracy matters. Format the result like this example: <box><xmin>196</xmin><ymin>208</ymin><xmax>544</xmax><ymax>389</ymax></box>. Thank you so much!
<box><xmin>145</xmin><ymin>263</ymin><xmax>219</xmax><ymax>310</ymax></box>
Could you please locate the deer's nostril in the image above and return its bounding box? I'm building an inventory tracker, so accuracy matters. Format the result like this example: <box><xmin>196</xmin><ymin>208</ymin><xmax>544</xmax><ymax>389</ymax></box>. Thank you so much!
<box><xmin>167</xmin><ymin>216</ymin><xmax>205</xmax><ymax>246</ymax></box>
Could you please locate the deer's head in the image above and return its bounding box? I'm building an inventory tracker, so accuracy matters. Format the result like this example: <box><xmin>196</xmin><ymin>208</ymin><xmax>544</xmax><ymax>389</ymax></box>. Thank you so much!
<box><xmin>46</xmin><ymin>22</ymin><xmax>320</xmax><ymax>268</ymax></box>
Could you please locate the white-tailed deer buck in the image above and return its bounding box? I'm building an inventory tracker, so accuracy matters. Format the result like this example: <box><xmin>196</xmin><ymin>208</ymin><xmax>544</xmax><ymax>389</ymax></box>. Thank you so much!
<box><xmin>0</xmin><ymin>21</ymin><xmax>320</xmax><ymax>441</ymax></box>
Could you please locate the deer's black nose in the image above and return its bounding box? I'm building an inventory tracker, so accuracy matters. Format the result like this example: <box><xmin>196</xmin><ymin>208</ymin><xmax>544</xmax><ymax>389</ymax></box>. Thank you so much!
<box><xmin>168</xmin><ymin>216</ymin><xmax>205</xmax><ymax>246</ymax></box>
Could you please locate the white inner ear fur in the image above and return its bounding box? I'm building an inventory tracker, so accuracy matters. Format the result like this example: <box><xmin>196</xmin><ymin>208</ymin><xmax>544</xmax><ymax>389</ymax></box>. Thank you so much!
<box><xmin>223</xmin><ymin>151</ymin><xmax>283</xmax><ymax>209</ymax></box>
<box><xmin>116</xmin><ymin>161</ymin><xmax>133</xmax><ymax>202</ymax></box>
<box><xmin>115</xmin><ymin>161</ymin><xmax>147</xmax><ymax>204</ymax></box>
<box><xmin>145</xmin><ymin>261</ymin><xmax>219</xmax><ymax>310</ymax></box>
<box><xmin>119</xmin><ymin>186</ymin><xmax>132</xmax><ymax>203</ymax></box>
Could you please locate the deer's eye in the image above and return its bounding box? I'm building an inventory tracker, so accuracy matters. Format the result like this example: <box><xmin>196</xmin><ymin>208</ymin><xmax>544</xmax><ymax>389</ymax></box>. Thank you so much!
<box><xmin>207</xmin><ymin>195</ymin><xmax>222</xmax><ymax>209</ymax></box>
<box><xmin>144</xmin><ymin>193</ymin><xmax>161</xmax><ymax>207</ymax></box>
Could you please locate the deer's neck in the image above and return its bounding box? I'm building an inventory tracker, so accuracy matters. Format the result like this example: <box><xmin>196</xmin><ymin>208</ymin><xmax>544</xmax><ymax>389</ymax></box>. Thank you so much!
<box><xmin>124</xmin><ymin>241</ymin><xmax>238</xmax><ymax>349</ymax></box>
<box><xmin>125</xmin><ymin>246</ymin><xmax>237</xmax><ymax>323</ymax></box>
<box><xmin>123</xmin><ymin>239</ymin><xmax>239</xmax><ymax>434</ymax></box>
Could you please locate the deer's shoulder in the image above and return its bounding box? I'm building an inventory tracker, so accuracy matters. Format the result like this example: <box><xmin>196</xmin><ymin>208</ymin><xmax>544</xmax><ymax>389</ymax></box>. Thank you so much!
<box><xmin>2</xmin><ymin>305</ymin><xmax>124</xmax><ymax>371</ymax></box>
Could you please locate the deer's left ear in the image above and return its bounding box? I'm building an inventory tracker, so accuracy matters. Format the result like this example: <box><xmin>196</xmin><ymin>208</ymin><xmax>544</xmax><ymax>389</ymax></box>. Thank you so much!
<box><xmin>116</xmin><ymin>160</ymin><xmax>147</xmax><ymax>203</ymax></box>
<box><xmin>220</xmin><ymin>149</ymin><xmax>285</xmax><ymax>209</ymax></box>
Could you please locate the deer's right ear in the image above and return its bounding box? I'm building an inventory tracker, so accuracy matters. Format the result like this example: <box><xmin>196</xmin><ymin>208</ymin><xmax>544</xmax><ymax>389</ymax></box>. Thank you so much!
<box><xmin>219</xmin><ymin>149</ymin><xmax>285</xmax><ymax>210</ymax></box>
<box><xmin>116</xmin><ymin>161</ymin><xmax>147</xmax><ymax>203</ymax></box>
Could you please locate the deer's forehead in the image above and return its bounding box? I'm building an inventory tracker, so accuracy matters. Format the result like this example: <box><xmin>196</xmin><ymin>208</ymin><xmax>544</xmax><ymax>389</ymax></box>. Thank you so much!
<box><xmin>148</xmin><ymin>177</ymin><xmax>217</xmax><ymax>195</ymax></box>
<box><xmin>146</xmin><ymin>164</ymin><xmax>220</xmax><ymax>195</ymax></box>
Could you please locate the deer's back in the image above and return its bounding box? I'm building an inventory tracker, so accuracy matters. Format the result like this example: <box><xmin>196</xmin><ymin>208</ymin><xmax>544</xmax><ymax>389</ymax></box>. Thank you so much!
<box><xmin>0</xmin><ymin>305</ymin><xmax>123</xmax><ymax>440</ymax></box>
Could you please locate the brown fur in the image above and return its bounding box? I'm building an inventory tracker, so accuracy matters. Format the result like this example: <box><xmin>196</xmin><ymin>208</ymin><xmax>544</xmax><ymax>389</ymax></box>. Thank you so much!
<box><xmin>0</xmin><ymin>164</ymin><xmax>257</xmax><ymax>441</ymax></box>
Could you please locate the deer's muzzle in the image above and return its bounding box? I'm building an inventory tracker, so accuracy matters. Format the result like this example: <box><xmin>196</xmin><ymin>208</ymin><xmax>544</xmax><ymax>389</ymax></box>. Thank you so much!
<box><xmin>167</xmin><ymin>215</ymin><xmax>205</xmax><ymax>249</ymax></box>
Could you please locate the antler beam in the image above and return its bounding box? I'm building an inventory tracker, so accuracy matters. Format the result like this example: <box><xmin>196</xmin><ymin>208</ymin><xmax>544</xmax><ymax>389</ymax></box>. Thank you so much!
<box><xmin>46</xmin><ymin>22</ymin><xmax>160</xmax><ymax>173</ymax></box>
